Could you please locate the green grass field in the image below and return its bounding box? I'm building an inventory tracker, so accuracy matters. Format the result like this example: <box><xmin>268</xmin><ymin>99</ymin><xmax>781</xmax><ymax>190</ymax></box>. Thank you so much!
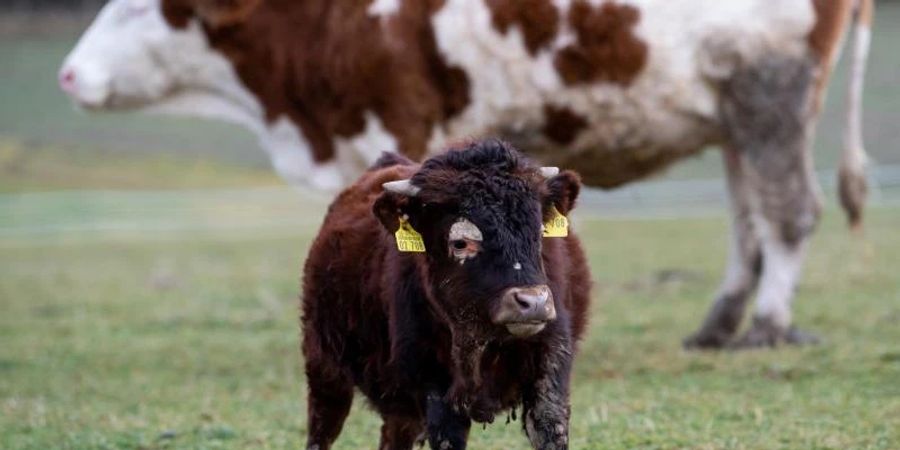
<box><xmin>2</xmin><ymin>197</ymin><xmax>899</xmax><ymax>449</ymax></box>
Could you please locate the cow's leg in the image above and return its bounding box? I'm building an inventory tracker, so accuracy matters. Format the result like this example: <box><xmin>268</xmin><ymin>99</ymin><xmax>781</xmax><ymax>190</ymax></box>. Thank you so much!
<box><xmin>733</xmin><ymin>212</ymin><xmax>822</xmax><ymax>348</ymax></box>
<box><xmin>426</xmin><ymin>390</ymin><xmax>471</xmax><ymax>450</ymax></box>
<box><xmin>522</xmin><ymin>341</ymin><xmax>572</xmax><ymax>450</ymax></box>
<box><xmin>684</xmin><ymin>148</ymin><xmax>762</xmax><ymax>349</ymax></box>
<box><xmin>378</xmin><ymin>416</ymin><xmax>424</xmax><ymax>450</ymax></box>
<box><xmin>716</xmin><ymin>53</ymin><xmax>823</xmax><ymax>348</ymax></box>
<box><xmin>304</xmin><ymin>359</ymin><xmax>353</xmax><ymax>450</ymax></box>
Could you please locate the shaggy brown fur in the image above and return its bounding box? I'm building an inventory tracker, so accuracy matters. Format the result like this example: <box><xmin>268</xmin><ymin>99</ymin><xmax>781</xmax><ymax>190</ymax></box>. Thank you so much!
<box><xmin>301</xmin><ymin>141</ymin><xmax>591</xmax><ymax>449</ymax></box>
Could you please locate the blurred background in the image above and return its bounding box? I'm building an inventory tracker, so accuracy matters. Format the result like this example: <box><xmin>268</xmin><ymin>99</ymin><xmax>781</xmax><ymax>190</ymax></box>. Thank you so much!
<box><xmin>2</xmin><ymin>0</ymin><xmax>899</xmax><ymax>220</ymax></box>
<box><xmin>1</xmin><ymin>1</ymin><xmax>898</xmax><ymax>449</ymax></box>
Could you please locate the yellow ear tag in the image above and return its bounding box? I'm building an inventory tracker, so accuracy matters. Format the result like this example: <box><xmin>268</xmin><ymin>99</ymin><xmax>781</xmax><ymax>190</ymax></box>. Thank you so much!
<box><xmin>542</xmin><ymin>206</ymin><xmax>569</xmax><ymax>238</ymax></box>
<box><xmin>395</xmin><ymin>215</ymin><xmax>426</xmax><ymax>252</ymax></box>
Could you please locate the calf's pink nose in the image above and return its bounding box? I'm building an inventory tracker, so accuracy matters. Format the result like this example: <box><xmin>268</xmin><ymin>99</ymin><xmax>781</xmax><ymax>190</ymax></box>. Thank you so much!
<box><xmin>58</xmin><ymin>68</ymin><xmax>77</xmax><ymax>94</ymax></box>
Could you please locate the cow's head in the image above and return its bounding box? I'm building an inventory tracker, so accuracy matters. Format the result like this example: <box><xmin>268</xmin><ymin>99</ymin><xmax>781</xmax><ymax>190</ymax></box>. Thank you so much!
<box><xmin>374</xmin><ymin>140</ymin><xmax>581</xmax><ymax>339</ymax></box>
<box><xmin>58</xmin><ymin>0</ymin><xmax>260</xmax><ymax>111</ymax></box>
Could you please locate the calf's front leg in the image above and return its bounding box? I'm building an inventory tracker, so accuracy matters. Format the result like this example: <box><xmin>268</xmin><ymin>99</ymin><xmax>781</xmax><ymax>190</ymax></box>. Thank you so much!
<box><xmin>522</xmin><ymin>341</ymin><xmax>572</xmax><ymax>450</ymax></box>
<box><xmin>426</xmin><ymin>390</ymin><xmax>471</xmax><ymax>450</ymax></box>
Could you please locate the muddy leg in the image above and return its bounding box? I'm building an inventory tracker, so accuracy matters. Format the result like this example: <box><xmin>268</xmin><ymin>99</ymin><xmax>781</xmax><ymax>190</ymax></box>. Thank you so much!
<box><xmin>685</xmin><ymin>148</ymin><xmax>762</xmax><ymax>349</ymax></box>
<box><xmin>426</xmin><ymin>391</ymin><xmax>471</xmax><ymax>450</ymax></box>
<box><xmin>716</xmin><ymin>53</ymin><xmax>823</xmax><ymax>348</ymax></box>
<box><xmin>522</xmin><ymin>338</ymin><xmax>572</xmax><ymax>450</ymax></box>
<box><xmin>379</xmin><ymin>415</ymin><xmax>424</xmax><ymax>450</ymax></box>
<box><xmin>732</xmin><ymin>222</ymin><xmax>821</xmax><ymax>348</ymax></box>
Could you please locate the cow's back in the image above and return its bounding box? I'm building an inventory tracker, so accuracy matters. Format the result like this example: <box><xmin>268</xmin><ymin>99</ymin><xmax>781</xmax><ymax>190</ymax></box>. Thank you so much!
<box><xmin>156</xmin><ymin>0</ymin><xmax>851</xmax><ymax>192</ymax></box>
<box><xmin>427</xmin><ymin>0</ymin><xmax>821</xmax><ymax>187</ymax></box>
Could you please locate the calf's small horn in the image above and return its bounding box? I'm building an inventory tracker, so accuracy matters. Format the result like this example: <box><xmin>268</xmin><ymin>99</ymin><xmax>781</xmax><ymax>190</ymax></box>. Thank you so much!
<box><xmin>382</xmin><ymin>180</ymin><xmax>421</xmax><ymax>196</ymax></box>
<box><xmin>540</xmin><ymin>167</ymin><xmax>559</xmax><ymax>178</ymax></box>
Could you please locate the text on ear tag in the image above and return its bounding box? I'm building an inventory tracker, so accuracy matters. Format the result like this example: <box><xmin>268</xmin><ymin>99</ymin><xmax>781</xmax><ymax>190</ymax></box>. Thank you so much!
<box><xmin>395</xmin><ymin>216</ymin><xmax>426</xmax><ymax>252</ymax></box>
<box><xmin>543</xmin><ymin>206</ymin><xmax>568</xmax><ymax>238</ymax></box>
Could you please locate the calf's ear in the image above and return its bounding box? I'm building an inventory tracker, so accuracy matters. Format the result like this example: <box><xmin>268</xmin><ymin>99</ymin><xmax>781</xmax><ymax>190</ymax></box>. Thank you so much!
<box><xmin>544</xmin><ymin>170</ymin><xmax>581</xmax><ymax>216</ymax></box>
<box><xmin>374</xmin><ymin>179</ymin><xmax>423</xmax><ymax>232</ymax></box>
<box><xmin>373</xmin><ymin>192</ymin><xmax>408</xmax><ymax>232</ymax></box>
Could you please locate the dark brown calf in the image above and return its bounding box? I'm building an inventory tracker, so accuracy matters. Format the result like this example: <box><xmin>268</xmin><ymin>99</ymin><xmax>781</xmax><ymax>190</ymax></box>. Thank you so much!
<box><xmin>300</xmin><ymin>141</ymin><xmax>591</xmax><ymax>449</ymax></box>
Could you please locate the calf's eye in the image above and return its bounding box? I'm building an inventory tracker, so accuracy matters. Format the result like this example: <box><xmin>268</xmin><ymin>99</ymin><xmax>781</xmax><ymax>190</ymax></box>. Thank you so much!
<box><xmin>449</xmin><ymin>239</ymin><xmax>480</xmax><ymax>264</ymax></box>
<box><xmin>448</xmin><ymin>218</ymin><xmax>483</xmax><ymax>263</ymax></box>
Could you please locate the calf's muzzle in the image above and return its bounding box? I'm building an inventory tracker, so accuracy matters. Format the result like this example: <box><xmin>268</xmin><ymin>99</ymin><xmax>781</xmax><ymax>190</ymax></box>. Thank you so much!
<box><xmin>492</xmin><ymin>285</ymin><xmax>556</xmax><ymax>337</ymax></box>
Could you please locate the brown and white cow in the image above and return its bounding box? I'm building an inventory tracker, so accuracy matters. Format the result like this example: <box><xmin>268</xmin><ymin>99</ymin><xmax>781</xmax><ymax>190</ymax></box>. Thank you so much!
<box><xmin>59</xmin><ymin>0</ymin><xmax>873</xmax><ymax>348</ymax></box>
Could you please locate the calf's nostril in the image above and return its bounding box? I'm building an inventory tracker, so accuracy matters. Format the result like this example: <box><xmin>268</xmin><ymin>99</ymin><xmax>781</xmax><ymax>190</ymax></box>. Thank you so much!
<box><xmin>514</xmin><ymin>294</ymin><xmax>533</xmax><ymax>311</ymax></box>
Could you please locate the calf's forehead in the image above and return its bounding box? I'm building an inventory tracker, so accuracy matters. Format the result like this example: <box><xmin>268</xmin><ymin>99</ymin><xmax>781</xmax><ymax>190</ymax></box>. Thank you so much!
<box><xmin>448</xmin><ymin>178</ymin><xmax>543</xmax><ymax>242</ymax></box>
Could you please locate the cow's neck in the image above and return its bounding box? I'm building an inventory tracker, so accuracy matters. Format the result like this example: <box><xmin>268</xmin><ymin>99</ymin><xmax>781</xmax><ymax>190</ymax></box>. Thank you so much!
<box><xmin>140</xmin><ymin>20</ymin><xmax>265</xmax><ymax>132</ymax></box>
<box><xmin>139</xmin><ymin>20</ymin><xmax>346</xmax><ymax>191</ymax></box>
<box><xmin>142</xmin><ymin>82</ymin><xmax>345</xmax><ymax>191</ymax></box>
<box><xmin>196</xmin><ymin>1</ymin><xmax>466</xmax><ymax>172</ymax></box>
<box><xmin>140</xmin><ymin>89</ymin><xmax>261</xmax><ymax>133</ymax></box>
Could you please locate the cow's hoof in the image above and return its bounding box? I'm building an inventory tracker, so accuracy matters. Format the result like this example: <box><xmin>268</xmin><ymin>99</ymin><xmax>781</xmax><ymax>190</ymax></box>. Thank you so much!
<box><xmin>785</xmin><ymin>327</ymin><xmax>822</xmax><ymax>346</ymax></box>
<box><xmin>682</xmin><ymin>328</ymin><xmax>733</xmax><ymax>350</ymax></box>
<box><xmin>729</xmin><ymin>317</ymin><xmax>782</xmax><ymax>349</ymax></box>
<box><xmin>728</xmin><ymin>317</ymin><xmax>821</xmax><ymax>349</ymax></box>
<box><xmin>730</xmin><ymin>330</ymin><xmax>776</xmax><ymax>349</ymax></box>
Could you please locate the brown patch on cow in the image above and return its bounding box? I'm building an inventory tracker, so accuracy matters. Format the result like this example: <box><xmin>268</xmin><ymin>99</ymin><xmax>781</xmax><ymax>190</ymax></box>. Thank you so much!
<box><xmin>485</xmin><ymin>0</ymin><xmax>559</xmax><ymax>55</ymax></box>
<box><xmin>558</xmin><ymin>147</ymin><xmax>688</xmax><ymax>189</ymax></box>
<box><xmin>807</xmin><ymin>0</ymin><xmax>855</xmax><ymax>110</ymax></box>
<box><xmin>541</xmin><ymin>105</ymin><xmax>588</xmax><ymax>145</ymax></box>
<box><xmin>160</xmin><ymin>0</ymin><xmax>470</xmax><ymax>163</ymax></box>
<box><xmin>808</xmin><ymin>0</ymin><xmax>855</xmax><ymax>64</ymax></box>
<box><xmin>200</xmin><ymin>0</ymin><xmax>262</xmax><ymax>27</ymax></box>
<box><xmin>554</xmin><ymin>0</ymin><xmax>648</xmax><ymax>86</ymax></box>
<box><xmin>382</xmin><ymin>0</ymin><xmax>472</xmax><ymax>157</ymax></box>
<box><xmin>857</xmin><ymin>0</ymin><xmax>874</xmax><ymax>27</ymax></box>
<box><xmin>162</xmin><ymin>0</ymin><xmax>261</xmax><ymax>28</ymax></box>
<box><xmin>160</xmin><ymin>0</ymin><xmax>192</xmax><ymax>27</ymax></box>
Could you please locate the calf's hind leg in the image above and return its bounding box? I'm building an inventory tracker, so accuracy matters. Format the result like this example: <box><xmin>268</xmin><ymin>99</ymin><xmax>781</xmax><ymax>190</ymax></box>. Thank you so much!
<box><xmin>379</xmin><ymin>416</ymin><xmax>424</xmax><ymax>450</ymax></box>
<box><xmin>717</xmin><ymin>53</ymin><xmax>823</xmax><ymax>348</ymax></box>
<box><xmin>304</xmin><ymin>356</ymin><xmax>353</xmax><ymax>449</ymax></box>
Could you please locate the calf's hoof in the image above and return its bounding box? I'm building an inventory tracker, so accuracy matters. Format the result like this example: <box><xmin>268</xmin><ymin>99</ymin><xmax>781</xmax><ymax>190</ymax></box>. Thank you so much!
<box><xmin>729</xmin><ymin>317</ymin><xmax>821</xmax><ymax>349</ymax></box>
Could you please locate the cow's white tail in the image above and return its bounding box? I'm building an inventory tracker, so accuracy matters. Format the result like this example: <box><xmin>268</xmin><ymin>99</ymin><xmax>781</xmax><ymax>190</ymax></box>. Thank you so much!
<box><xmin>838</xmin><ymin>0</ymin><xmax>873</xmax><ymax>230</ymax></box>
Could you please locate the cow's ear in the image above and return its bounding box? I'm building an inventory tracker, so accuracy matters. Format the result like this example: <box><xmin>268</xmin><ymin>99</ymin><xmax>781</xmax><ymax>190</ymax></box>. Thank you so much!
<box><xmin>194</xmin><ymin>0</ymin><xmax>262</xmax><ymax>28</ymax></box>
<box><xmin>373</xmin><ymin>192</ymin><xmax>413</xmax><ymax>233</ymax></box>
<box><xmin>544</xmin><ymin>170</ymin><xmax>581</xmax><ymax>216</ymax></box>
